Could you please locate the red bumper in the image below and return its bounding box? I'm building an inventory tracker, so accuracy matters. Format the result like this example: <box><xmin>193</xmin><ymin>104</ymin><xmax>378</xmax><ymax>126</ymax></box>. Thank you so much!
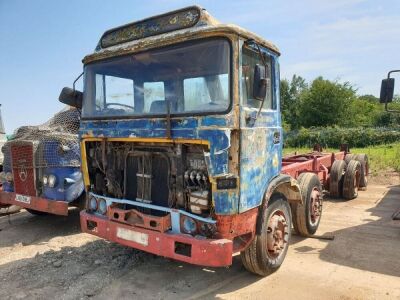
<box><xmin>0</xmin><ymin>191</ymin><xmax>69</xmax><ymax>216</ymax></box>
<box><xmin>80</xmin><ymin>211</ymin><xmax>233</xmax><ymax>267</ymax></box>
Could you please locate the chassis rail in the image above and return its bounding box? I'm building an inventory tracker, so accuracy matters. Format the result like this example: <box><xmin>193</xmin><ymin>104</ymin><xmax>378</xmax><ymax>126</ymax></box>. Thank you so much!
<box><xmin>281</xmin><ymin>146</ymin><xmax>348</xmax><ymax>187</ymax></box>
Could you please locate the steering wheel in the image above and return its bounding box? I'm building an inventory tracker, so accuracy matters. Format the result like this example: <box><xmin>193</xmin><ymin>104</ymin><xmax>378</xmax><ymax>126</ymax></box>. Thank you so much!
<box><xmin>105</xmin><ymin>102</ymin><xmax>135</xmax><ymax>110</ymax></box>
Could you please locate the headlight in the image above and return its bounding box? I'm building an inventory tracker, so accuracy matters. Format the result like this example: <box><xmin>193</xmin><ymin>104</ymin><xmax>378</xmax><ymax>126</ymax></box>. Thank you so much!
<box><xmin>48</xmin><ymin>174</ymin><xmax>57</xmax><ymax>188</ymax></box>
<box><xmin>98</xmin><ymin>198</ymin><xmax>107</xmax><ymax>215</ymax></box>
<box><xmin>5</xmin><ymin>172</ymin><xmax>13</xmax><ymax>182</ymax></box>
<box><xmin>42</xmin><ymin>175</ymin><xmax>48</xmax><ymax>185</ymax></box>
<box><xmin>181</xmin><ymin>216</ymin><xmax>197</xmax><ymax>235</ymax></box>
<box><xmin>89</xmin><ymin>196</ymin><xmax>98</xmax><ymax>211</ymax></box>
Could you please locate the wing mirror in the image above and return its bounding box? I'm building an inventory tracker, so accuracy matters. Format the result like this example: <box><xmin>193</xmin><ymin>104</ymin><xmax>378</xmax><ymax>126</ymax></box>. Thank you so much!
<box><xmin>59</xmin><ymin>87</ymin><xmax>83</xmax><ymax>109</ymax></box>
<box><xmin>58</xmin><ymin>72</ymin><xmax>83</xmax><ymax>109</ymax></box>
<box><xmin>253</xmin><ymin>64</ymin><xmax>268</xmax><ymax>101</ymax></box>
<box><xmin>380</xmin><ymin>78</ymin><xmax>395</xmax><ymax>104</ymax></box>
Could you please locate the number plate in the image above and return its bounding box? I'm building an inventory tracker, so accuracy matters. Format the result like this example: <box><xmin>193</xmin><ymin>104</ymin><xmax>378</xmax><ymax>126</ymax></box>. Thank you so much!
<box><xmin>116</xmin><ymin>227</ymin><xmax>148</xmax><ymax>246</ymax></box>
<box><xmin>15</xmin><ymin>194</ymin><xmax>31</xmax><ymax>204</ymax></box>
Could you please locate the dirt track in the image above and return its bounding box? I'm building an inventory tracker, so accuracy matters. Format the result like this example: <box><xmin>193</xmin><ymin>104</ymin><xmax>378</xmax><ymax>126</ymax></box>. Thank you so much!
<box><xmin>0</xmin><ymin>181</ymin><xmax>399</xmax><ymax>300</ymax></box>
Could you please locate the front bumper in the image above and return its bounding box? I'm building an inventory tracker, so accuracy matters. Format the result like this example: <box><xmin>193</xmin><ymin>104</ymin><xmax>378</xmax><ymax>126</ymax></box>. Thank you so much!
<box><xmin>0</xmin><ymin>191</ymin><xmax>69</xmax><ymax>216</ymax></box>
<box><xmin>80</xmin><ymin>211</ymin><xmax>233</xmax><ymax>267</ymax></box>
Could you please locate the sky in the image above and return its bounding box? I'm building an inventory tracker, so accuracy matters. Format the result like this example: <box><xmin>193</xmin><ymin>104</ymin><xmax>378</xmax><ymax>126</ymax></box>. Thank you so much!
<box><xmin>1</xmin><ymin>0</ymin><xmax>399</xmax><ymax>133</ymax></box>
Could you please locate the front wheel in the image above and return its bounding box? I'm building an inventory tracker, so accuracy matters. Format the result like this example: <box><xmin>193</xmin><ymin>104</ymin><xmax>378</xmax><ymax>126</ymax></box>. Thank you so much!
<box><xmin>241</xmin><ymin>195</ymin><xmax>291</xmax><ymax>276</ymax></box>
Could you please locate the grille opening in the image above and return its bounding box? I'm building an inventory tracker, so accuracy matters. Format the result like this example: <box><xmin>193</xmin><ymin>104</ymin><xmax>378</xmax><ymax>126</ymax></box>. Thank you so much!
<box><xmin>87</xmin><ymin>220</ymin><xmax>97</xmax><ymax>231</ymax></box>
<box><xmin>175</xmin><ymin>241</ymin><xmax>192</xmax><ymax>257</ymax></box>
<box><xmin>113</xmin><ymin>212</ymin><xmax>120</xmax><ymax>219</ymax></box>
<box><xmin>149</xmin><ymin>220</ymin><xmax>157</xmax><ymax>227</ymax></box>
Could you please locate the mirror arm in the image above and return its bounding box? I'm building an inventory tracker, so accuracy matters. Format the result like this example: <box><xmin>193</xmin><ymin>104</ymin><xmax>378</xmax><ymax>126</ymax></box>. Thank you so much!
<box><xmin>253</xmin><ymin>42</ymin><xmax>268</xmax><ymax>119</ymax></box>
<box><xmin>244</xmin><ymin>39</ymin><xmax>269</xmax><ymax>123</ymax></box>
<box><xmin>73</xmin><ymin>72</ymin><xmax>84</xmax><ymax>91</ymax></box>
<box><xmin>73</xmin><ymin>72</ymin><xmax>84</xmax><ymax>115</ymax></box>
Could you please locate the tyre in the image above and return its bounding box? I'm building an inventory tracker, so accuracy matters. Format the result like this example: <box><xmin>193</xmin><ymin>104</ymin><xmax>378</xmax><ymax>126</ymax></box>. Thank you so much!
<box><xmin>329</xmin><ymin>160</ymin><xmax>347</xmax><ymax>198</ymax></box>
<box><xmin>241</xmin><ymin>195</ymin><xmax>291</xmax><ymax>276</ymax></box>
<box><xmin>344</xmin><ymin>153</ymin><xmax>355</xmax><ymax>164</ymax></box>
<box><xmin>354</xmin><ymin>154</ymin><xmax>369</xmax><ymax>188</ymax></box>
<box><xmin>292</xmin><ymin>173</ymin><xmax>323</xmax><ymax>236</ymax></box>
<box><xmin>26</xmin><ymin>208</ymin><xmax>49</xmax><ymax>216</ymax></box>
<box><xmin>342</xmin><ymin>160</ymin><xmax>361</xmax><ymax>200</ymax></box>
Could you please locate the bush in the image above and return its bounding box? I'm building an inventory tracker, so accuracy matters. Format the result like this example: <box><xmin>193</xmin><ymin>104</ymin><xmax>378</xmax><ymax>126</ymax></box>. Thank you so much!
<box><xmin>284</xmin><ymin>127</ymin><xmax>400</xmax><ymax>148</ymax></box>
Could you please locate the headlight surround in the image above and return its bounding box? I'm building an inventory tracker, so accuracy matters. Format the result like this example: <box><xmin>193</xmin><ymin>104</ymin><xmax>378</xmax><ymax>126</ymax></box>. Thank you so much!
<box><xmin>181</xmin><ymin>216</ymin><xmax>197</xmax><ymax>235</ymax></box>
<box><xmin>48</xmin><ymin>174</ymin><xmax>57</xmax><ymax>188</ymax></box>
<box><xmin>98</xmin><ymin>198</ymin><xmax>107</xmax><ymax>215</ymax></box>
<box><xmin>89</xmin><ymin>196</ymin><xmax>98</xmax><ymax>211</ymax></box>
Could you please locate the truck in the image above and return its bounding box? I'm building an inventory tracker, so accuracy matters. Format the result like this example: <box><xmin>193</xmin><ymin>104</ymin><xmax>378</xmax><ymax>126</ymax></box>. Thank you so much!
<box><xmin>59</xmin><ymin>6</ymin><xmax>367</xmax><ymax>275</ymax></box>
<box><xmin>0</xmin><ymin>107</ymin><xmax>84</xmax><ymax>216</ymax></box>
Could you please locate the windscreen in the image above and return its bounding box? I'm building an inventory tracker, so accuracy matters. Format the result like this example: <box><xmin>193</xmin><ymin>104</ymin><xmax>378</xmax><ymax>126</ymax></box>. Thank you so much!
<box><xmin>82</xmin><ymin>38</ymin><xmax>231</xmax><ymax>118</ymax></box>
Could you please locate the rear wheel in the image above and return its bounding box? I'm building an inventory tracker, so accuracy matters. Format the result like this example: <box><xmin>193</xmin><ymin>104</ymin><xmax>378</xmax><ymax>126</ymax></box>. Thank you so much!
<box><xmin>292</xmin><ymin>173</ymin><xmax>323</xmax><ymax>236</ymax></box>
<box><xmin>241</xmin><ymin>195</ymin><xmax>291</xmax><ymax>276</ymax></box>
<box><xmin>344</xmin><ymin>153</ymin><xmax>355</xmax><ymax>164</ymax></box>
<box><xmin>26</xmin><ymin>208</ymin><xmax>49</xmax><ymax>216</ymax></box>
<box><xmin>329</xmin><ymin>160</ymin><xmax>347</xmax><ymax>198</ymax></box>
<box><xmin>342</xmin><ymin>160</ymin><xmax>361</xmax><ymax>200</ymax></box>
<box><xmin>354</xmin><ymin>154</ymin><xmax>369</xmax><ymax>189</ymax></box>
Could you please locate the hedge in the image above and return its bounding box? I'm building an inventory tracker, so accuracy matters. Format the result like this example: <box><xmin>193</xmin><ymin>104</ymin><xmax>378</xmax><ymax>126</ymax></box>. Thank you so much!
<box><xmin>284</xmin><ymin>127</ymin><xmax>400</xmax><ymax>148</ymax></box>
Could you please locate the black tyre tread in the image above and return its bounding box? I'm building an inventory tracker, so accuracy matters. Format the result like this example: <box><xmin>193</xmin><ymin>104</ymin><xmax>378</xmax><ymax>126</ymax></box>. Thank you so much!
<box><xmin>293</xmin><ymin>173</ymin><xmax>322</xmax><ymax>236</ymax></box>
<box><xmin>291</xmin><ymin>173</ymin><xmax>307</xmax><ymax>235</ymax></box>
<box><xmin>329</xmin><ymin>160</ymin><xmax>347</xmax><ymax>198</ymax></box>
<box><xmin>26</xmin><ymin>208</ymin><xmax>49</xmax><ymax>216</ymax></box>
<box><xmin>241</xmin><ymin>237</ymin><xmax>264</xmax><ymax>276</ymax></box>
<box><xmin>241</xmin><ymin>197</ymin><xmax>291</xmax><ymax>276</ymax></box>
<box><xmin>342</xmin><ymin>160</ymin><xmax>361</xmax><ymax>200</ymax></box>
<box><xmin>344</xmin><ymin>154</ymin><xmax>355</xmax><ymax>164</ymax></box>
<box><xmin>354</xmin><ymin>153</ymin><xmax>369</xmax><ymax>188</ymax></box>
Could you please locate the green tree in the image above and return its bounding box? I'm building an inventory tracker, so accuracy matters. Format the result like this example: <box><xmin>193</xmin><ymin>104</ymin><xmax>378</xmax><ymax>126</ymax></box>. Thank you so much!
<box><xmin>298</xmin><ymin>77</ymin><xmax>356</xmax><ymax>127</ymax></box>
<box><xmin>280</xmin><ymin>75</ymin><xmax>307</xmax><ymax>130</ymax></box>
<box><xmin>350</xmin><ymin>95</ymin><xmax>381</xmax><ymax>127</ymax></box>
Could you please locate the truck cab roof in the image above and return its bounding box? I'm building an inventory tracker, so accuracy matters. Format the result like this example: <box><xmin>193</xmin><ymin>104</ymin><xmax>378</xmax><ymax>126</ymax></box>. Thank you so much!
<box><xmin>83</xmin><ymin>6</ymin><xmax>280</xmax><ymax>65</ymax></box>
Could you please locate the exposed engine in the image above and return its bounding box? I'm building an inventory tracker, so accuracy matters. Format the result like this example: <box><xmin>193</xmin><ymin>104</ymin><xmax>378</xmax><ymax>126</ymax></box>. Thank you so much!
<box><xmin>86</xmin><ymin>141</ymin><xmax>211</xmax><ymax>217</ymax></box>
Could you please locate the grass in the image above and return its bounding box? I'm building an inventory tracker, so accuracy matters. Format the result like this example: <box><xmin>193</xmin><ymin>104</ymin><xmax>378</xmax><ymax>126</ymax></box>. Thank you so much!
<box><xmin>283</xmin><ymin>143</ymin><xmax>400</xmax><ymax>174</ymax></box>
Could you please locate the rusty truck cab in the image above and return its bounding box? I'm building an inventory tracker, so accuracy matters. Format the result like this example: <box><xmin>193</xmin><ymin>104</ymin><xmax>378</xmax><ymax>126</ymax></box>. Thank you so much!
<box><xmin>63</xmin><ymin>6</ymin><xmax>298</xmax><ymax>273</ymax></box>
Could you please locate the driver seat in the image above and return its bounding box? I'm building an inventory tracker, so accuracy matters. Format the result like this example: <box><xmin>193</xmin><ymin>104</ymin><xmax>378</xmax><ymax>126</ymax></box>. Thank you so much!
<box><xmin>150</xmin><ymin>100</ymin><xmax>166</xmax><ymax>113</ymax></box>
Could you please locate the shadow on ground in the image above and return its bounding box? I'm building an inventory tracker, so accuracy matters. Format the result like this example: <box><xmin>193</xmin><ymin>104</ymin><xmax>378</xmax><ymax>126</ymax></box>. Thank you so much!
<box><xmin>292</xmin><ymin>185</ymin><xmax>400</xmax><ymax>277</ymax></box>
<box><xmin>0</xmin><ymin>208</ymin><xmax>81</xmax><ymax>248</ymax></box>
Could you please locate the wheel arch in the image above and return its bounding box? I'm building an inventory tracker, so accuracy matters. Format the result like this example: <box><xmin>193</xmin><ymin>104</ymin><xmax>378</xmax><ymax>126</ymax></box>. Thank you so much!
<box><xmin>256</xmin><ymin>174</ymin><xmax>302</xmax><ymax>234</ymax></box>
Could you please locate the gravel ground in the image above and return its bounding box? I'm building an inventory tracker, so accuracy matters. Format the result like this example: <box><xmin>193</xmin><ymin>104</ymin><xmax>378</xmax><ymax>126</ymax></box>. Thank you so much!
<box><xmin>0</xmin><ymin>178</ymin><xmax>399</xmax><ymax>299</ymax></box>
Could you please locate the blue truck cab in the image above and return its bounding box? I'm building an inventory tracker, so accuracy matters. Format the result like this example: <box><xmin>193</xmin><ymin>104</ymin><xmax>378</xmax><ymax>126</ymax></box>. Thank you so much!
<box><xmin>60</xmin><ymin>6</ymin><xmax>312</xmax><ymax>275</ymax></box>
<box><xmin>0</xmin><ymin>108</ymin><xmax>84</xmax><ymax>216</ymax></box>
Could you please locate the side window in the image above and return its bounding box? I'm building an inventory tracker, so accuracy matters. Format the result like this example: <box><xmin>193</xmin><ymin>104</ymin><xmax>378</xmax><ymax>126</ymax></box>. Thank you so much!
<box><xmin>144</xmin><ymin>82</ymin><xmax>165</xmax><ymax>113</ymax></box>
<box><xmin>241</xmin><ymin>46</ymin><xmax>273</xmax><ymax>109</ymax></box>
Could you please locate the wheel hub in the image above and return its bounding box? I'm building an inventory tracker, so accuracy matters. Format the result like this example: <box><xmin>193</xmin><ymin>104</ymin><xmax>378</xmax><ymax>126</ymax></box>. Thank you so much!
<box><xmin>310</xmin><ymin>188</ymin><xmax>322</xmax><ymax>225</ymax></box>
<box><xmin>266</xmin><ymin>211</ymin><xmax>289</xmax><ymax>258</ymax></box>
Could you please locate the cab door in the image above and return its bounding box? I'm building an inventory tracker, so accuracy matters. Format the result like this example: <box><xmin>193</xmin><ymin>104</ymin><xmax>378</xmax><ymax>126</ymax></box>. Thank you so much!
<box><xmin>239</xmin><ymin>41</ymin><xmax>282</xmax><ymax>212</ymax></box>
